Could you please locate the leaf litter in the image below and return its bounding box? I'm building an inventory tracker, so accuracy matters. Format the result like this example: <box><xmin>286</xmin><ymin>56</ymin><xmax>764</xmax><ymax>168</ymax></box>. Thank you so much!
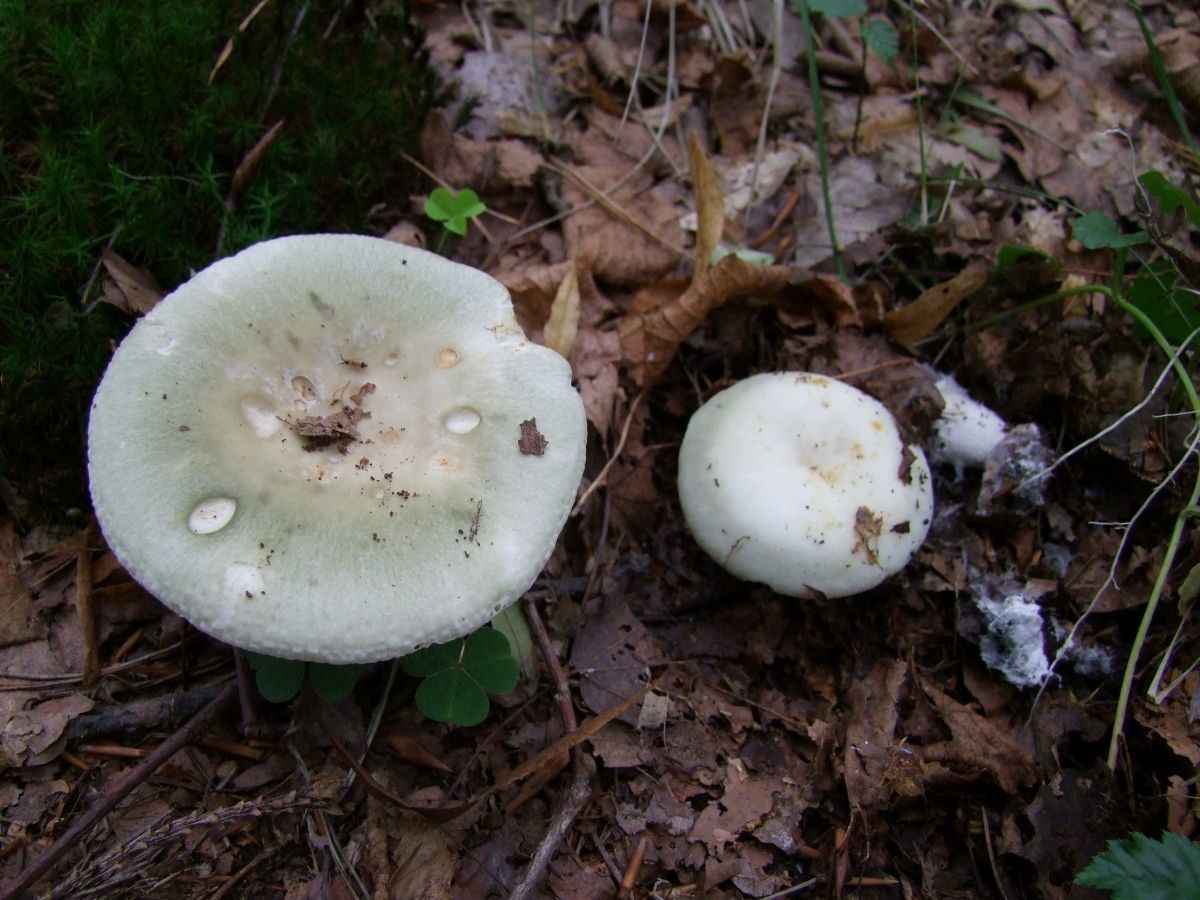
<box><xmin>3</xmin><ymin>0</ymin><xmax>1200</xmax><ymax>897</ymax></box>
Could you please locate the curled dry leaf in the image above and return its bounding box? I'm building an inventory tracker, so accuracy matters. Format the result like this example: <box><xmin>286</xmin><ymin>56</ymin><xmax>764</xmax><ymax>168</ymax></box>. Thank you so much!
<box><xmin>884</xmin><ymin>268</ymin><xmax>988</xmax><ymax>347</ymax></box>
<box><xmin>99</xmin><ymin>248</ymin><xmax>164</xmax><ymax>315</ymax></box>
<box><xmin>543</xmin><ymin>261</ymin><xmax>581</xmax><ymax>359</ymax></box>
<box><xmin>618</xmin><ymin>254</ymin><xmax>793</xmax><ymax>385</ymax></box>
<box><xmin>687</xmin><ymin>131</ymin><xmax>724</xmax><ymax>285</ymax></box>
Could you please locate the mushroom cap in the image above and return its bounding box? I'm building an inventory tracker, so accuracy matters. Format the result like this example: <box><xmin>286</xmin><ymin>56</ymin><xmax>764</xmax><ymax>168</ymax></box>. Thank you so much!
<box><xmin>677</xmin><ymin>372</ymin><xmax>933</xmax><ymax>598</ymax></box>
<box><xmin>88</xmin><ymin>235</ymin><xmax>586</xmax><ymax>663</ymax></box>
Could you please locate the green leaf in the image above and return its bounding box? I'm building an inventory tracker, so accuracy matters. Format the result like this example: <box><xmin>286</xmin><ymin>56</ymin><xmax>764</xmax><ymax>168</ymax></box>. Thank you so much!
<box><xmin>1073</xmin><ymin>212</ymin><xmax>1149</xmax><ymax>250</ymax></box>
<box><xmin>940</xmin><ymin>121</ymin><xmax>1003</xmax><ymax>163</ymax></box>
<box><xmin>861</xmin><ymin>18</ymin><xmax>898</xmax><ymax>64</ymax></box>
<box><xmin>1138</xmin><ymin>171</ymin><xmax>1200</xmax><ymax>228</ymax></box>
<box><xmin>401</xmin><ymin>638</ymin><xmax>466</xmax><ymax>678</ymax></box>
<box><xmin>402</xmin><ymin>627</ymin><xmax>519</xmax><ymax>725</ymax></box>
<box><xmin>1127</xmin><ymin>265</ymin><xmax>1200</xmax><ymax>344</ymax></box>
<box><xmin>414</xmin><ymin>668</ymin><xmax>490</xmax><ymax>725</ymax></box>
<box><xmin>423</xmin><ymin>187</ymin><xmax>486</xmax><ymax>237</ymax></box>
<box><xmin>1076</xmin><ymin>831</ymin><xmax>1200</xmax><ymax>900</ymax></box>
<box><xmin>309</xmin><ymin>662</ymin><xmax>367</xmax><ymax>703</ymax></box>
<box><xmin>803</xmin><ymin>0</ymin><xmax>867</xmax><ymax>17</ymax></box>
<box><xmin>995</xmin><ymin>244</ymin><xmax>1052</xmax><ymax>272</ymax></box>
<box><xmin>253</xmin><ymin>656</ymin><xmax>306</xmax><ymax>703</ymax></box>
<box><xmin>462</xmin><ymin>627</ymin><xmax>520</xmax><ymax>695</ymax></box>
<box><xmin>491</xmin><ymin>605</ymin><xmax>538</xmax><ymax>679</ymax></box>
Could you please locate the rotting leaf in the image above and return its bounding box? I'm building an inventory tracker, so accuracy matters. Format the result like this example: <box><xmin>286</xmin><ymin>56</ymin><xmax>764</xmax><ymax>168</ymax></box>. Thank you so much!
<box><xmin>543</xmin><ymin>262</ymin><xmax>580</xmax><ymax>360</ymax></box>
<box><xmin>921</xmin><ymin>682</ymin><xmax>1038</xmax><ymax>794</ymax></box>
<box><xmin>618</xmin><ymin>254</ymin><xmax>793</xmax><ymax>385</ymax></box>
<box><xmin>883</xmin><ymin>268</ymin><xmax>987</xmax><ymax>347</ymax></box>
<box><xmin>285</xmin><ymin>382</ymin><xmax>374</xmax><ymax>449</ymax></box>
<box><xmin>517</xmin><ymin>419</ymin><xmax>548</xmax><ymax>456</ymax></box>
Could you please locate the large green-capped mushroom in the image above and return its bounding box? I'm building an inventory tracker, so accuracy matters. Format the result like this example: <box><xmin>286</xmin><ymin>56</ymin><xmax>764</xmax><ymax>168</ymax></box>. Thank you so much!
<box><xmin>88</xmin><ymin>235</ymin><xmax>586</xmax><ymax>663</ymax></box>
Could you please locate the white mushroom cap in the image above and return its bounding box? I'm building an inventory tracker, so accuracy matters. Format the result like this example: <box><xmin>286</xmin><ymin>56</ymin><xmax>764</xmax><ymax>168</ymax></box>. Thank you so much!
<box><xmin>677</xmin><ymin>372</ymin><xmax>933</xmax><ymax>598</ymax></box>
<box><xmin>88</xmin><ymin>235</ymin><xmax>586</xmax><ymax>663</ymax></box>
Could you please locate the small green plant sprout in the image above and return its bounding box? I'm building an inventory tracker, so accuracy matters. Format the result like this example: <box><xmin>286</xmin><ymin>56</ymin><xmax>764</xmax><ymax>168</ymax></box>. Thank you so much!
<box><xmin>244</xmin><ymin>652</ymin><xmax>367</xmax><ymax>704</ymax></box>
<box><xmin>1076</xmin><ymin>831</ymin><xmax>1200</xmax><ymax>899</ymax></box>
<box><xmin>424</xmin><ymin>187</ymin><xmax>487</xmax><ymax>251</ymax></box>
<box><xmin>400</xmin><ymin>626</ymin><xmax>520</xmax><ymax>727</ymax></box>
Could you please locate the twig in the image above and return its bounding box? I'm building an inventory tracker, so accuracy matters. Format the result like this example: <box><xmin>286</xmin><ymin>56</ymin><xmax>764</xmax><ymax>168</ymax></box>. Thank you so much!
<box><xmin>232</xmin><ymin>648</ymin><xmax>258</xmax><ymax>731</ymax></box>
<box><xmin>572</xmin><ymin>390</ymin><xmax>646</xmax><ymax>515</ymax></box>
<box><xmin>208</xmin><ymin>845</ymin><xmax>272</xmax><ymax>900</ymax></box>
<box><xmin>508</xmin><ymin>768</ymin><xmax>592</xmax><ymax>900</ymax></box>
<box><xmin>1</xmin><ymin>682</ymin><xmax>236</xmax><ymax>899</ymax></box>
<box><xmin>508</xmin><ymin>595</ymin><xmax>592</xmax><ymax>899</ymax></box>
<box><xmin>521</xmin><ymin>596</ymin><xmax>578</xmax><ymax>740</ymax></box>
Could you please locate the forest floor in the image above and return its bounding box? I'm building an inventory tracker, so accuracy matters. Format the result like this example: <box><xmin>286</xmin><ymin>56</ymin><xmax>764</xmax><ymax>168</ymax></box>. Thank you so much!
<box><xmin>3</xmin><ymin>0</ymin><xmax>1200</xmax><ymax>897</ymax></box>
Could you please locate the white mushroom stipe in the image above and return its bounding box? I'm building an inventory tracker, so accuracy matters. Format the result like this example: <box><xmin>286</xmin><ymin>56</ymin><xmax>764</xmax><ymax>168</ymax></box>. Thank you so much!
<box><xmin>188</xmin><ymin>498</ymin><xmax>238</xmax><ymax>534</ymax></box>
<box><xmin>88</xmin><ymin>235</ymin><xmax>586</xmax><ymax>663</ymax></box>
<box><xmin>928</xmin><ymin>370</ymin><xmax>1008</xmax><ymax>470</ymax></box>
<box><xmin>677</xmin><ymin>373</ymin><xmax>934</xmax><ymax>599</ymax></box>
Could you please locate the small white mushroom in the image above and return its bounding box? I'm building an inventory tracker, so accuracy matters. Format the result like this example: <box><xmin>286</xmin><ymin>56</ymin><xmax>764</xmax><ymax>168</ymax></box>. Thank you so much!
<box><xmin>677</xmin><ymin>372</ymin><xmax>933</xmax><ymax>598</ymax></box>
<box><xmin>928</xmin><ymin>370</ymin><xmax>1008</xmax><ymax>470</ymax></box>
<box><xmin>88</xmin><ymin>235</ymin><xmax>586</xmax><ymax>663</ymax></box>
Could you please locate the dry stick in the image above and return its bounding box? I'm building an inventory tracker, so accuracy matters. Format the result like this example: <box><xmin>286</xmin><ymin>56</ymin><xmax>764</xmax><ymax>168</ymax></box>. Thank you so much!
<box><xmin>572</xmin><ymin>390</ymin><xmax>647</xmax><ymax>516</ymax></box>
<box><xmin>509</xmin><ymin>597</ymin><xmax>591</xmax><ymax>900</ymax></box>
<box><xmin>0</xmin><ymin>681</ymin><xmax>236</xmax><ymax>900</ymax></box>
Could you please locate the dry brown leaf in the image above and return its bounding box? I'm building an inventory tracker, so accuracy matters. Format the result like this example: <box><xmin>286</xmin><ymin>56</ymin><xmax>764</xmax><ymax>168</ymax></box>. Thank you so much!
<box><xmin>884</xmin><ymin>268</ymin><xmax>987</xmax><ymax>347</ymax></box>
<box><xmin>418</xmin><ymin>114</ymin><xmax>543</xmax><ymax>192</ymax></box>
<box><xmin>618</xmin><ymin>254</ymin><xmax>793</xmax><ymax>384</ymax></box>
<box><xmin>921</xmin><ymin>682</ymin><xmax>1038</xmax><ymax>794</ymax></box>
<box><xmin>366</xmin><ymin>799</ymin><xmax>456</xmax><ymax>900</ymax></box>
<box><xmin>544</xmin><ymin>261</ymin><xmax>580</xmax><ymax>359</ymax></box>
<box><xmin>230</xmin><ymin>118</ymin><xmax>285</xmax><ymax>200</ymax></box>
<box><xmin>687</xmin><ymin>132</ymin><xmax>724</xmax><ymax>284</ymax></box>
<box><xmin>384</xmin><ymin>732</ymin><xmax>452</xmax><ymax>774</ymax></box>
<box><xmin>844</xmin><ymin>659</ymin><xmax>908</xmax><ymax>809</ymax></box>
<box><xmin>0</xmin><ymin>692</ymin><xmax>94</xmax><ymax>768</ymax></box>
<box><xmin>99</xmin><ymin>248</ymin><xmax>164</xmax><ymax>315</ymax></box>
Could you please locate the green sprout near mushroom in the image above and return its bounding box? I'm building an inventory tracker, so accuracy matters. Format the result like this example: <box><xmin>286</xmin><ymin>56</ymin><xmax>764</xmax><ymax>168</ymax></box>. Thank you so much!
<box><xmin>424</xmin><ymin>186</ymin><xmax>487</xmax><ymax>252</ymax></box>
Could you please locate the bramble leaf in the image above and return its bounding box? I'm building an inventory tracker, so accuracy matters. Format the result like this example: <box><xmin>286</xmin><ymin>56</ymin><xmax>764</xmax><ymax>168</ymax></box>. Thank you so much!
<box><xmin>803</xmin><ymin>0</ymin><xmax>866</xmax><ymax>17</ymax></box>
<box><xmin>862</xmin><ymin>18</ymin><xmax>898</xmax><ymax>64</ymax></box>
<box><xmin>1076</xmin><ymin>831</ymin><xmax>1200</xmax><ymax>900</ymax></box>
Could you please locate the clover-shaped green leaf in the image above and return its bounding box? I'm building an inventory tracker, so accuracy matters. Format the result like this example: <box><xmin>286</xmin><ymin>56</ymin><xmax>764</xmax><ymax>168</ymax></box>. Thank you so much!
<box><xmin>401</xmin><ymin>626</ymin><xmax>519</xmax><ymax>726</ymax></box>
<box><xmin>244</xmin><ymin>652</ymin><xmax>367</xmax><ymax>704</ymax></box>
<box><xmin>424</xmin><ymin>187</ymin><xmax>486</xmax><ymax>237</ymax></box>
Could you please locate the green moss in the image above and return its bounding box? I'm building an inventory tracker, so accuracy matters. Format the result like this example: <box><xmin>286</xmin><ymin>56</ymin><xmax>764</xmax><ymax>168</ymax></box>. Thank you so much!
<box><xmin>0</xmin><ymin>0</ymin><xmax>436</xmax><ymax>516</ymax></box>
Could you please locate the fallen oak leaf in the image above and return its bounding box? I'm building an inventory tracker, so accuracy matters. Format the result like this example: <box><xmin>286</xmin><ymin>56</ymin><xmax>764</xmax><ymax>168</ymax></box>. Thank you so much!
<box><xmin>883</xmin><ymin>268</ymin><xmax>987</xmax><ymax>347</ymax></box>
<box><xmin>618</xmin><ymin>254</ymin><xmax>794</xmax><ymax>385</ymax></box>
<box><xmin>688</xmin><ymin>131</ymin><xmax>724</xmax><ymax>284</ymax></box>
